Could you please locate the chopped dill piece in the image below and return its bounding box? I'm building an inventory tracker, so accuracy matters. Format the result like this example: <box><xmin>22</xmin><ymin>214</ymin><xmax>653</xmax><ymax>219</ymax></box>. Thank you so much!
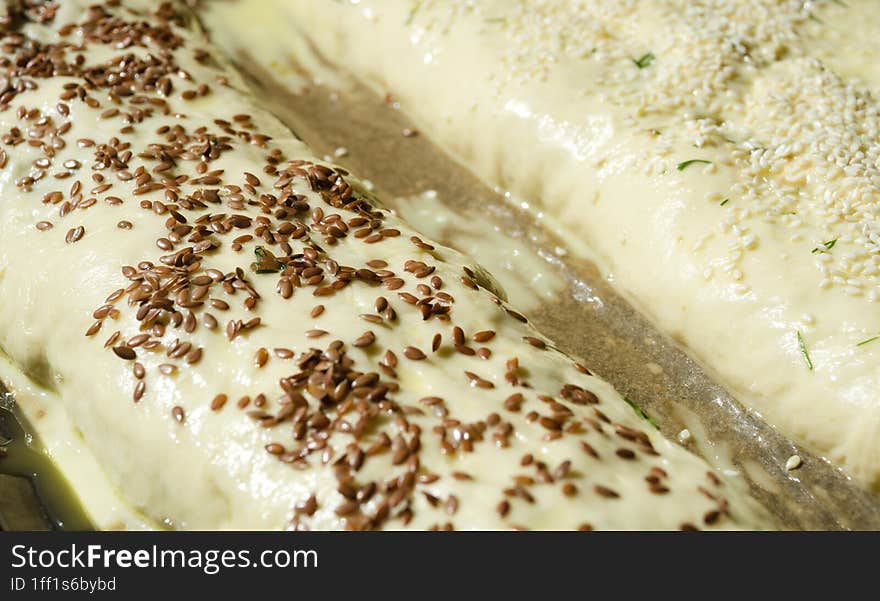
<box><xmin>624</xmin><ymin>397</ymin><xmax>659</xmax><ymax>429</ymax></box>
<box><xmin>632</xmin><ymin>52</ymin><xmax>655</xmax><ymax>69</ymax></box>
<box><xmin>676</xmin><ymin>159</ymin><xmax>712</xmax><ymax>171</ymax></box>
<box><xmin>811</xmin><ymin>238</ymin><xmax>838</xmax><ymax>254</ymax></box>
<box><xmin>797</xmin><ymin>331</ymin><xmax>814</xmax><ymax>371</ymax></box>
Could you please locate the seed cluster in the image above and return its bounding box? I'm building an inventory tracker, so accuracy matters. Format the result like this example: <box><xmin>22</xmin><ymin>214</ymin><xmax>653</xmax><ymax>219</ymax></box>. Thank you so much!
<box><xmin>407</xmin><ymin>1</ymin><xmax>880</xmax><ymax>304</ymax></box>
<box><xmin>0</xmin><ymin>0</ymin><xmax>752</xmax><ymax>529</ymax></box>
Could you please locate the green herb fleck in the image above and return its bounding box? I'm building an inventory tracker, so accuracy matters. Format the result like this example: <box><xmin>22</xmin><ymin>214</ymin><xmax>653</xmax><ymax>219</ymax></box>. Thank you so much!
<box><xmin>251</xmin><ymin>246</ymin><xmax>282</xmax><ymax>274</ymax></box>
<box><xmin>676</xmin><ymin>159</ymin><xmax>712</xmax><ymax>171</ymax></box>
<box><xmin>857</xmin><ymin>336</ymin><xmax>880</xmax><ymax>347</ymax></box>
<box><xmin>624</xmin><ymin>398</ymin><xmax>659</xmax><ymax>429</ymax></box>
<box><xmin>797</xmin><ymin>331</ymin><xmax>813</xmax><ymax>371</ymax></box>
<box><xmin>580</xmin><ymin>47</ymin><xmax>598</xmax><ymax>59</ymax></box>
<box><xmin>405</xmin><ymin>1</ymin><xmax>422</xmax><ymax>25</ymax></box>
<box><xmin>811</xmin><ymin>238</ymin><xmax>838</xmax><ymax>254</ymax></box>
<box><xmin>632</xmin><ymin>52</ymin><xmax>655</xmax><ymax>69</ymax></box>
<box><xmin>719</xmin><ymin>198</ymin><xmax>730</xmax><ymax>206</ymax></box>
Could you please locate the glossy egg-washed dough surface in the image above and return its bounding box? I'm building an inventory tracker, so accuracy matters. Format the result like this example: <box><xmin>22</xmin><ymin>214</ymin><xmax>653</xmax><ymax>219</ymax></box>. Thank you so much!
<box><xmin>207</xmin><ymin>0</ymin><xmax>880</xmax><ymax>489</ymax></box>
<box><xmin>0</xmin><ymin>1</ymin><xmax>770</xmax><ymax>529</ymax></box>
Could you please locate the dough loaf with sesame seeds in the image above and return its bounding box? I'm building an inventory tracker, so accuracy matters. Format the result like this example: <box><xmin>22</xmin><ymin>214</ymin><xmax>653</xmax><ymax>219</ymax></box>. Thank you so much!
<box><xmin>0</xmin><ymin>0</ymin><xmax>773</xmax><ymax>530</ymax></box>
<box><xmin>210</xmin><ymin>0</ymin><xmax>880</xmax><ymax>489</ymax></box>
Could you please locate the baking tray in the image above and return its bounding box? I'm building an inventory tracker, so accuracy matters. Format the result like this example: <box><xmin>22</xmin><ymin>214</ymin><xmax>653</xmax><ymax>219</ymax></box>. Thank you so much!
<box><xmin>0</xmin><ymin>385</ymin><xmax>92</xmax><ymax>530</ymax></box>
